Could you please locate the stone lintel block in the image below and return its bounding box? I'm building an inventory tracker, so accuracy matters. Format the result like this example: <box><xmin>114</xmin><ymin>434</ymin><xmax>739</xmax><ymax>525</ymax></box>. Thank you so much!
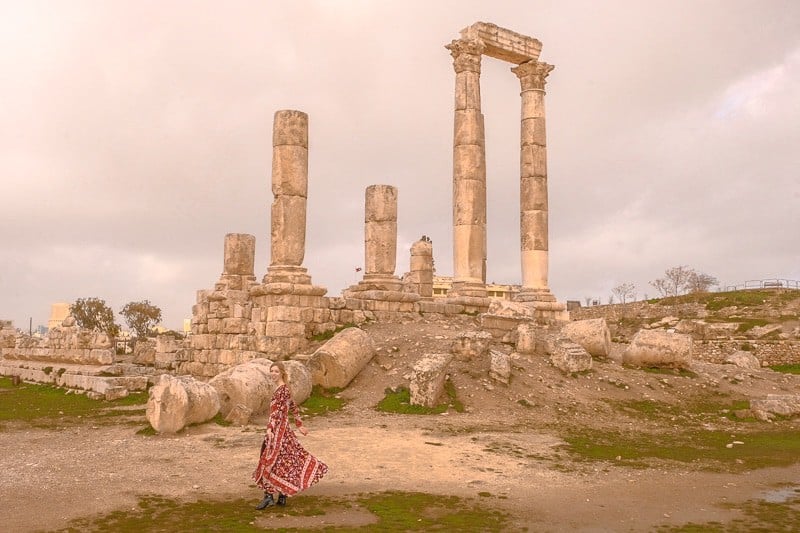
<box><xmin>273</xmin><ymin>109</ymin><xmax>308</xmax><ymax>148</ymax></box>
<box><xmin>365</xmin><ymin>184</ymin><xmax>398</xmax><ymax>222</ymax></box>
<box><xmin>520</xmin><ymin>145</ymin><xmax>547</xmax><ymax>179</ymax></box>
<box><xmin>481</xmin><ymin>314</ymin><xmax>525</xmax><ymax>334</ymax></box>
<box><xmin>453</xmin><ymin>145</ymin><xmax>487</xmax><ymax>184</ymax></box>
<box><xmin>453</xmin><ymin>109</ymin><xmax>485</xmax><ymax>147</ymax></box>
<box><xmin>520</xmin><ymin>176</ymin><xmax>548</xmax><ymax>212</ymax></box>
<box><xmin>460</xmin><ymin>22</ymin><xmax>542</xmax><ymax>64</ymax></box>
<box><xmin>272</xmin><ymin>145</ymin><xmax>309</xmax><ymax>197</ymax></box>
<box><xmin>521</xmin><ymin>117</ymin><xmax>546</xmax><ymax>147</ymax></box>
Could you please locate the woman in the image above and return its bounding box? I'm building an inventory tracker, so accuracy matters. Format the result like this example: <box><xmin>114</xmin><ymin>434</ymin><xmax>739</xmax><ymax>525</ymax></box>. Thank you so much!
<box><xmin>252</xmin><ymin>362</ymin><xmax>328</xmax><ymax>509</ymax></box>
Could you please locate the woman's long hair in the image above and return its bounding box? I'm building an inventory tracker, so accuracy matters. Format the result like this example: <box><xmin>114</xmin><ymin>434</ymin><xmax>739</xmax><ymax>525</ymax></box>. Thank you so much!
<box><xmin>271</xmin><ymin>361</ymin><xmax>290</xmax><ymax>389</ymax></box>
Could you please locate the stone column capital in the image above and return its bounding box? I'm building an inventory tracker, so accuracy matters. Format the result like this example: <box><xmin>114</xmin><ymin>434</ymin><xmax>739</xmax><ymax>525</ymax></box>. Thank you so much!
<box><xmin>512</xmin><ymin>61</ymin><xmax>554</xmax><ymax>91</ymax></box>
<box><xmin>446</xmin><ymin>38</ymin><xmax>485</xmax><ymax>74</ymax></box>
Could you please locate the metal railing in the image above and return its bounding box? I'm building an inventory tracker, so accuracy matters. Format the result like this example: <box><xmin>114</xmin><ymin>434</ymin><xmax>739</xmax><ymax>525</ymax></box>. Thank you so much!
<box><xmin>722</xmin><ymin>279</ymin><xmax>799</xmax><ymax>291</ymax></box>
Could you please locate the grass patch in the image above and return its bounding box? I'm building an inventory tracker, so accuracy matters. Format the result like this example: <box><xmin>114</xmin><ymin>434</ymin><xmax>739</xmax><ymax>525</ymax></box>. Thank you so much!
<box><xmin>561</xmin><ymin>427</ymin><xmax>800</xmax><ymax>472</ymax></box>
<box><xmin>56</xmin><ymin>491</ymin><xmax>510</xmax><ymax>532</ymax></box>
<box><xmin>209</xmin><ymin>413</ymin><xmax>232</xmax><ymax>427</ymax></box>
<box><xmin>0</xmin><ymin>377</ymin><xmax>147</xmax><ymax>427</ymax></box>
<box><xmin>302</xmin><ymin>385</ymin><xmax>346</xmax><ymax>416</ymax></box>
<box><xmin>376</xmin><ymin>380</ymin><xmax>463</xmax><ymax>415</ymax></box>
<box><xmin>703</xmin><ymin>290</ymin><xmax>778</xmax><ymax>311</ymax></box>
<box><xmin>770</xmin><ymin>364</ymin><xmax>800</xmax><ymax>375</ymax></box>
<box><xmin>734</xmin><ymin>318</ymin><xmax>771</xmax><ymax>333</ymax></box>
<box><xmin>310</xmin><ymin>323</ymin><xmax>358</xmax><ymax>342</ymax></box>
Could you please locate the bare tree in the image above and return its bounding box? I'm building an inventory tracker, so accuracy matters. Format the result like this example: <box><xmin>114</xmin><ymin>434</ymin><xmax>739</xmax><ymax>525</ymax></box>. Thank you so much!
<box><xmin>650</xmin><ymin>265</ymin><xmax>693</xmax><ymax>297</ymax></box>
<box><xmin>650</xmin><ymin>266</ymin><xmax>718</xmax><ymax>297</ymax></box>
<box><xmin>686</xmin><ymin>271</ymin><xmax>718</xmax><ymax>293</ymax></box>
<box><xmin>611</xmin><ymin>282</ymin><xmax>636</xmax><ymax>304</ymax></box>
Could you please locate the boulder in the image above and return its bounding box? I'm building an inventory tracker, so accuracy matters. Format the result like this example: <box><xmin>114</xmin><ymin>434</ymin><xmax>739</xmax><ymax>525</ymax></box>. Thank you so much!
<box><xmin>751</xmin><ymin>394</ymin><xmax>800</xmax><ymax>421</ymax></box>
<box><xmin>622</xmin><ymin>329</ymin><xmax>693</xmax><ymax>368</ymax></box>
<box><xmin>409</xmin><ymin>353</ymin><xmax>453</xmax><ymax>408</ymax></box>
<box><xmin>451</xmin><ymin>331</ymin><xmax>493</xmax><ymax>362</ymax></box>
<box><xmin>146</xmin><ymin>374</ymin><xmax>220</xmax><ymax>434</ymax></box>
<box><xmin>307</xmin><ymin>327</ymin><xmax>374</xmax><ymax>388</ymax></box>
<box><xmin>489</xmin><ymin>350</ymin><xmax>511</xmax><ymax>384</ymax></box>
<box><xmin>560</xmin><ymin>318</ymin><xmax>610</xmax><ymax>357</ymax></box>
<box><xmin>723</xmin><ymin>351</ymin><xmax>761</xmax><ymax>370</ymax></box>
<box><xmin>515</xmin><ymin>323</ymin><xmax>538</xmax><ymax>355</ymax></box>
<box><xmin>549</xmin><ymin>340</ymin><xmax>592</xmax><ymax>374</ymax></box>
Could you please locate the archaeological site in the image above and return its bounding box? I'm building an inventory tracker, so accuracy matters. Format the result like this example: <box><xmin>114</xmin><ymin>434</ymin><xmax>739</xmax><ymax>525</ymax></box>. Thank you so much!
<box><xmin>2</xmin><ymin>22</ymin><xmax>799</xmax><ymax>531</ymax></box>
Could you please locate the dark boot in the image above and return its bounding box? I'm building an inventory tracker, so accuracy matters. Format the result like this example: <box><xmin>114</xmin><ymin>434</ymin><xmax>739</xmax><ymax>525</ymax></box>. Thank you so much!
<box><xmin>255</xmin><ymin>493</ymin><xmax>275</xmax><ymax>510</ymax></box>
<box><xmin>277</xmin><ymin>493</ymin><xmax>287</xmax><ymax>506</ymax></box>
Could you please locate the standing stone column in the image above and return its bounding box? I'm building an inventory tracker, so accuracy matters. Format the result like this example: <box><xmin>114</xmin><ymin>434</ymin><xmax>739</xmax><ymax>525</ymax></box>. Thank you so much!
<box><xmin>264</xmin><ymin>109</ymin><xmax>312</xmax><ymax>286</ymax></box>
<box><xmin>219</xmin><ymin>233</ymin><xmax>256</xmax><ymax>291</ymax></box>
<box><xmin>446</xmin><ymin>38</ymin><xmax>488</xmax><ymax>299</ymax></box>
<box><xmin>223</xmin><ymin>233</ymin><xmax>255</xmax><ymax>276</ymax></box>
<box><xmin>405</xmin><ymin>237</ymin><xmax>434</xmax><ymax>298</ymax></box>
<box><xmin>512</xmin><ymin>60</ymin><xmax>556</xmax><ymax>302</ymax></box>
<box><xmin>363</xmin><ymin>184</ymin><xmax>401</xmax><ymax>290</ymax></box>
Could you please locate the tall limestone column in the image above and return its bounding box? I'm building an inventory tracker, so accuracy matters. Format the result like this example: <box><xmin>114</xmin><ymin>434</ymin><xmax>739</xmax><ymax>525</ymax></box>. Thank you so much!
<box><xmin>512</xmin><ymin>60</ymin><xmax>556</xmax><ymax>303</ymax></box>
<box><xmin>362</xmin><ymin>184</ymin><xmax>401</xmax><ymax>290</ymax></box>
<box><xmin>344</xmin><ymin>185</ymin><xmax>419</xmax><ymax>303</ymax></box>
<box><xmin>446</xmin><ymin>38</ymin><xmax>488</xmax><ymax>299</ymax></box>
<box><xmin>263</xmin><ymin>109</ymin><xmax>316</xmax><ymax>288</ymax></box>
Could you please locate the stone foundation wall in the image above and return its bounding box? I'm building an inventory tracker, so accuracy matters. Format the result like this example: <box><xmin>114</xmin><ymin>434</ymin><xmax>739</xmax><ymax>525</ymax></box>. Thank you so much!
<box><xmin>692</xmin><ymin>340</ymin><xmax>800</xmax><ymax>366</ymax></box>
<box><xmin>3</xmin><ymin>327</ymin><xmax>115</xmax><ymax>365</ymax></box>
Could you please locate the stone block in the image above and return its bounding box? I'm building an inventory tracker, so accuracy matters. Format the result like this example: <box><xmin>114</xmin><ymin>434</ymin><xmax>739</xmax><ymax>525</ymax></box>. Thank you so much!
<box><xmin>451</xmin><ymin>331</ymin><xmax>493</xmax><ymax>362</ymax></box>
<box><xmin>560</xmin><ymin>318</ymin><xmax>611</xmax><ymax>357</ymax></box>
<box><xmin>550</xmin><ymin>340</ymin><xmax>592</xmax><ymax>374</ymax></box>
<box><xmin>623</xmin><ymin>330</ymin><xmax>693</xmax><ymax>368</ymax></box>
<box><xmin>409</xmin><ymin>353</ymin><xmax>453</xmax><ymax>408</ymax></box>
<box><xmin>489</xmin><ymin>350</ymin><xmax>511</xmax><ymax>384</ymax></box>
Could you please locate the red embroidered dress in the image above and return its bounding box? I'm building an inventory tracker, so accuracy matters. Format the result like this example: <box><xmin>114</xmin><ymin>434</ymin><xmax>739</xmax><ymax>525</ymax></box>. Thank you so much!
<box><xmin>252</xmin><ymin>384</ymin><xmax>328</xmax><ymax>496</ymax></box>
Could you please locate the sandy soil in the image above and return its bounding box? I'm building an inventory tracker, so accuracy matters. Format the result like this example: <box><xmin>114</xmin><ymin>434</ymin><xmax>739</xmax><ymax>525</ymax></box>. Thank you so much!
<box><xmin>2</xmin><ymin>317</ymin><xmax>799</xmax><ymax>531</ymax></box>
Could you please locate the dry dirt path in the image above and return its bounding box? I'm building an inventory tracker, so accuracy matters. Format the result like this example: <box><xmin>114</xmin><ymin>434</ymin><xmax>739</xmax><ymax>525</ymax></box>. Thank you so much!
<box><xmin>2</xmin><ymin>412</ymin><xmax>799</xmax><ymax>532</ymax></box>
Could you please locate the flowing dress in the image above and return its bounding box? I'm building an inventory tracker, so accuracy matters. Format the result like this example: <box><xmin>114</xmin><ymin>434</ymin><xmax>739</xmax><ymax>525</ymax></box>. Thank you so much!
<box><xmin>252</xmin><ymin>384</ymin><xmax>328</xmax><ymax>496</ymax></box>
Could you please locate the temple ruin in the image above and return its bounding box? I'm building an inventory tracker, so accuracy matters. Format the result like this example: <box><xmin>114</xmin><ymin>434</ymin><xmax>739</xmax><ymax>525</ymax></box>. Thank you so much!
<box><xmin>0</xmin><ymin>22</ymin><xmax>570</xmax><ymax>396</ymax></box>
<box><xmin>445</xmin><ymin>22</ymin><xmax>567</xmax><ymax>321</ymax></box>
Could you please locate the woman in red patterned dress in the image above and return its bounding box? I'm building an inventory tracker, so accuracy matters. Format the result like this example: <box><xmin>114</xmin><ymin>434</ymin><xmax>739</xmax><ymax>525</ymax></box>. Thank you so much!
<box><xmin>252</xmin><ymin>362</ymin><xmax>328</xmax><ymax>509</ymax></box>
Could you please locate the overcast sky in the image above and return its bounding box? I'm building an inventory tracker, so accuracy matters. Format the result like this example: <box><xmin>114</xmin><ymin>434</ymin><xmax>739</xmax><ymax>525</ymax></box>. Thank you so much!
<box><xmin>2</xmin><ymin>0</ymin><xmax>798</xmax><ymax>331</ymax></box>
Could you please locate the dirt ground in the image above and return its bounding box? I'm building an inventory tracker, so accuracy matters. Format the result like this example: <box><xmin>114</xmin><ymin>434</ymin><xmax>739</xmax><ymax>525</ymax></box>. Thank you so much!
<box><xmin>2</xmin><ymin>317</ymin><xmax>799</xmax><ymax>532</ymax></box>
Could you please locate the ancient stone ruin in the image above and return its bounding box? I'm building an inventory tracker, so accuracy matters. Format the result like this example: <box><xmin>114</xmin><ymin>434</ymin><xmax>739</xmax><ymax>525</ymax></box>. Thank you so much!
<box><xmin>3</xmin><ymin>22</ymin><xmax>797</xmax><ymax>429</ymax></box>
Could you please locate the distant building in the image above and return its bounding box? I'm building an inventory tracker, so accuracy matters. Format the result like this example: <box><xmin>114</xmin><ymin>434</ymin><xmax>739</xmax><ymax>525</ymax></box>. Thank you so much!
<box><xmin>432</xmin><ymin>276</ymin><xmax>519</xmax><ymax>300</ymax></box>
<box><xmin>47</xmin><ymin>302</ymin><xmax>70</xmax><ymax>329</ymax></box>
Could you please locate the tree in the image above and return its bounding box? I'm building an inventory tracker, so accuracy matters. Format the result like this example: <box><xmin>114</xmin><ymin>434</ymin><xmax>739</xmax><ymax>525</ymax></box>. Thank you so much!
<box><xmin>611</xmin><ymin>282</ymin><xmax>636</xmax><ymax>304</ymax></box>
<box><xmin>120</xmin><ymin>300</ymin><xmax>162</xmax><ymax>338</ymax></box>
<box><xmin>686</xmin><ymin>271</ymin><xmax>718</xmax><ymax>293</ymax></box>
<box><xmin>650</xmin><ymin>266</ymin><xmax>718</xmax><ymax>297</ymax></box>
<box><xmin>70</xmin><ymin>298</ymin><xmax>119</xmax><ymax>337</ymax></box>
